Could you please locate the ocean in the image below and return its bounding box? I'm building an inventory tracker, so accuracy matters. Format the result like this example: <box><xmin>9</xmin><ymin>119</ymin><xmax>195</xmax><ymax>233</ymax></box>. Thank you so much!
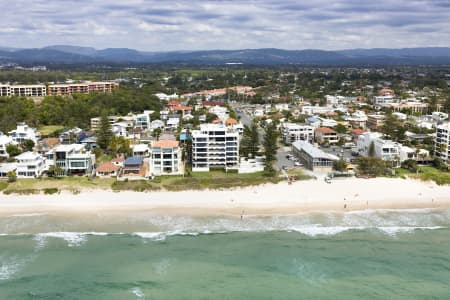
<box><xmin>1</xmin><ymin>209</ymin><xmax>450</xmax><ymax>299</ymax></box>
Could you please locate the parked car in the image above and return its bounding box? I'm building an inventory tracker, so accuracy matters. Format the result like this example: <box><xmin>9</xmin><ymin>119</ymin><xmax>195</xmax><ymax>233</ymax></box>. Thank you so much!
<box><xmin>294</xmin><ymin>161</ymin><xmax>303</xmax><ymax>166</ymax></box>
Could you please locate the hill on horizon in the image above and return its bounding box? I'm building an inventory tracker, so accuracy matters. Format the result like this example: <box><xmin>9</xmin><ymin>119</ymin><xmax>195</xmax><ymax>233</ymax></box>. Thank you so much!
<box><xmin>1</xmin><ymin>45</ymin><xmax>450</xmax><ymax>65</ymax></box>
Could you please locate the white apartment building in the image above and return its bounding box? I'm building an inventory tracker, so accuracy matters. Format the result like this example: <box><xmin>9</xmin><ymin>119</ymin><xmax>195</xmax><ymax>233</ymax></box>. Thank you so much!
<box><xmin>435</xmin><ymin>123</ymin><xmax>450</xmax><ymax>165</ymax></box>
<box><xmin>373</xmin><ymin>95</ymin><xmax>398</xmax><ymax>105</ymax></box>
<box><xmin>149</xmin><ymin>140</ymin><xmax>183</xmax><ymax>176</ymax></box>
<box><xmin>135</xmin><ymin>110</ymin><xmax>153</xmax><ymax>129</ymax></box>
<box><xmin>0</xmin><ymin>84</ymin><xmax>46</xmax><ymax>97</ymax></box>
<box><xmin>357</xmin><ymin>132</ymin><xmax>400</xmax><ymax>166</ymax></box>
<box><xmin>49</xmin><ymin>144</ymin><xmax>95</xmax><ymax>175</ymax></box>
<box><xmin>15</xmin><ymin>152</ymin><xmax>46</xmax><ymax>178</ymax></box>
<box><xmin>0</xmin><ymin>135</ymin><xmax>17</xmax><ymax>158</ymax></box>
<box><xmin>8</xmin><ymin>123</ymin><xmax>41</xmax><ymax>144</ymax></box>
<box><xmin>281</xmin><ymin>123</ymin><xmax>314</xmax><ymax>144</ymax></box>
<box><xmin>191</xmin><ymin>124</ymin><xmax>239</xmax><ymax>172</ymax></box>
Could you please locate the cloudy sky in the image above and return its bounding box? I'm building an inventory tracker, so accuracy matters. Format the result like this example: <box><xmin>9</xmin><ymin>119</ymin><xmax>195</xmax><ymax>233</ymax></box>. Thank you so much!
<box><xmin>1</xmin><ymin>0</ymin><xmax>449</xmax><ymax>51</ymax></box>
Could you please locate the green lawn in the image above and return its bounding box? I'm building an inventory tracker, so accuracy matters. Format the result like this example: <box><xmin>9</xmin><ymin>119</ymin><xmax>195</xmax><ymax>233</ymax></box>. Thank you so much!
<box><xmin>2</xmin><ymin>169</ymin><xmax>314</xmax><ymax>194</ymax></box>
<box><xmin>37</xmin><ymin>125</ymin><xmax>64</xmax><ymax>136</ymax></box>
<box><xmin>395</xmin><ymin>166</ymin><xmax>450</xmax><ymax>185</ymax></box>
<box><xmin>3</xmin><ymin>177</ymin><xmax>115</xmax><ymax>194</ymax></box>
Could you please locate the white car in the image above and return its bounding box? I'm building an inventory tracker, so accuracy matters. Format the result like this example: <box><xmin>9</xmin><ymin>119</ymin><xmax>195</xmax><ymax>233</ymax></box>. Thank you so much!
<box><xmin>294</xmin><ymin>161</ymin><xmax>302</xmax><ymax>166</ymax></box>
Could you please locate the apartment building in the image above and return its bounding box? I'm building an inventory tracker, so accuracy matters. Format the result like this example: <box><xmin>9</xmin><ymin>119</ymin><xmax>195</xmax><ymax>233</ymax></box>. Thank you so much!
<box><xmin>149</xmin><ymin>140</ymin><xmax>183</xmax><ymax>176</ymax></box>
<box><xmin>0</xmin><ymin>84</ymin><xmax>46</xmax><ymax>97</ymax></box>
<box><xmin>357</xmin><ymin>132</ymin><xmax>400</xmax><ymax>166</ymax></box>
<box><xmin>367</xmin><ymin>114</ymin><xmax>386</xmax><ymax>131</ymax></box>
<box><xmin>8</xmin><ymin>123</ymin><xmax>41</xmax><ymax>144</ymax></box>
<box><xmin>49</xmin><ymin>144</ymin><xmax>95</xmax><ymax>175</ymax></box>
<box><xmin>435</xmin><ymin>122</ymin><xmax>450</xmax><ymax>165</ymax></box>
<box><xmin>191</xmin><ymin>124</ymin><xmax>239</xmax><ymax>172</ymax></box>
<box><xmin>15</xmin><ymin>152</ymin><xmax>46</xmax><ymax>178</ymax></box>
<box><xmin>47</xmin><ymin>82</ymin><xmax>119</xmax><ymax>96</ymax></box>
<box><xmin>281</xmin><ymin>123</ymin><xmax>314</xmax><ymax>144</ymax></box>
<box><xmin>373</xmin><ymin>95</ymin><xmax>398</xmax><ymax>105</ymax></box>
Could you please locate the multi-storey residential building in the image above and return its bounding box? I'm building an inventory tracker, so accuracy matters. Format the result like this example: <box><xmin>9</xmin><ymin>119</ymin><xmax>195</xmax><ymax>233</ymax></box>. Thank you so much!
<box><xmin>357</xmin><ymin>132</ymin><xmax>400</xmax><ymax>166</ymax></box>
<box><xmin>8</xmin><ymin>123</ymin><xmax>41</xmax><ymax>144</ymax></box>
<box><xmin>435</xmin><ymin>123</ymin><xmax>450</xmax><ymax>165</ymax></box>
<box><xmin>373</xmin><ymin>95</ymin><xmax>398</xmax><ymax>105</ymax></box>
<box><xmin>315</xmin><ymin>127</ymin><xmax>339</xmax><ymax>145</ymax></box>
<box><xmin>47</xmin><ymin>82</ymin><xmax>119</xmax><ymax>96</ymax></box>
<box><xmin>15</xmin><ymin>152</ymin><xmax>46</xmax><ymax>178</ymax></box>
<box><xmin>149</xmin><ymin>140</ymin><xmax>183</xmax><ymax>176</ymax></box>
<box><xmin>135</xmin><ymin>110</ymin><xmax>153</xmax><ymax>129</ymax></box>
<box><xmin>0</xmin><ymin>135</ymin><xmax>17</xmax><ymax>158</ymax></box>
<box><xmin>0</xmin><ymin>84</ymin><xmax>46</xmax><ymax>97</ymax></box>
<box><xmin>191</xmin><ymin>124</ymin><xmax>239</xmax><ymax>171</ymax></box>
<box><xmin>367</xmin><ymin>114</ymin><xmax>386</xmax><ymax>131</ymax></box>
<box><xmin>49</xmin><ymin>144</ymin><xmax>95</xmax><ymax>175</ymax></box>
<box><xmin>281</xmin><ymin>123</ymin><xmax>314</xmax><ymax>144</ymax></box>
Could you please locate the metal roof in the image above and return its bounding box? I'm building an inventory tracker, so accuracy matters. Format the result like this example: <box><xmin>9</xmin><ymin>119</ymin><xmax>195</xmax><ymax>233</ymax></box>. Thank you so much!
<box><xmin>292</xmin><ymin>141</ymin><xmax>339</xmax><ymax>161</ymax></box>
<box><xmin>124</xmin><ymin>156</ymin><xmax>144</xmax><ymax>166</ymax></box>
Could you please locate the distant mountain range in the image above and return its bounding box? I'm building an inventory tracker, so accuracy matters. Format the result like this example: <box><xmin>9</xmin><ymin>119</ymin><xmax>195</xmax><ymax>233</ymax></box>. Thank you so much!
<box><xmin>1</xmin><ymin>45</ymin><xmax>450</xmax><ymax>65</ymax></box>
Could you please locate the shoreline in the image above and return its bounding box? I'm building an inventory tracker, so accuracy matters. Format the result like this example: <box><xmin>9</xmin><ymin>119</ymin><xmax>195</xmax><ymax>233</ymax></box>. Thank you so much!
<box><xmin>1</xmin><ymin>178</ymin><xmax>449</xmax><ymax>217</ymax></box>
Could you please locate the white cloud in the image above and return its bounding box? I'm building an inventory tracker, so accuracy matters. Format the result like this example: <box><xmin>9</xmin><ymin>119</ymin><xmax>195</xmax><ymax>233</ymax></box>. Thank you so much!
<box><xmin>0</xmin><ymin>0</ymin><xmax>449</xmax><ymax>50</ymax></box>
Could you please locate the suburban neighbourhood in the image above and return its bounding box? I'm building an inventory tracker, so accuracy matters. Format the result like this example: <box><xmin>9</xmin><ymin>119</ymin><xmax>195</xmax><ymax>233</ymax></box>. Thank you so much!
<box><xmin>0</xmin><ymin>68</ymin><xmax>449</xmax><ymax>190</ymax></box>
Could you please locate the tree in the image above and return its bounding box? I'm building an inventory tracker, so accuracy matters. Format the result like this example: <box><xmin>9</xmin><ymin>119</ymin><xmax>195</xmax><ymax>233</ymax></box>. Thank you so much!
<box><xmin>357</xmin><ymin>157</ymin><xmax>386</xmax><ymax>176</ymax></box>
<box><xmin>96</xmin><ymin>113</ymin><xmax>113</xmax><ymax>150</ymax></box>
<box><xmin>6</xmin><ymin>144</ymin><xmax>21</xmax><ymax>157</ymax></box>
<box><xmin>334</xmin><ymin>124</ymin><xmax>347</xmax><ymax>134</ymax></box>
<box><xmin>333</xmin><ymin>159</ymin><xmax>348</xmax><ymax>172</ymax></box>
<box><xmin>7</xmin><ymin>171</ymin><xmax>17</xmax><ymax>182</ymax></box>
<box><xmin>263</xmin><ymin>122</ymin><xmax>279</xmax><ymax>174</ymax></box>
<box><xmin>109</xmin><ymin>136</ymin><xmax>131</xmax><ymax>156</ymax></box>
<box><xmin>368</xmin><ymin>141</ymin><xmax>376</xmax><ymax>157</ymax></box>
<box><xmin>48</xmin><ymin>165</ymin><xmax>63</xmax><ymax>177</ymax></box>
<box><xmin>152</xmin><ymin>128</ymin><xmax>162</xmax><ymax>141</ymax></box>
<box><xmin>240</xmin><ymin>122</ymin><xmax>259</xmax><ymax>157</ymax></box>
<box><xmin>22</xmin><ymin>139</ymin><xmax>35</xmax><ymax>152</ymax></box>
<box><xmin>401</xmin><ymin>159</ymin><xmax>418</xmax><ymax>172</ymax></box>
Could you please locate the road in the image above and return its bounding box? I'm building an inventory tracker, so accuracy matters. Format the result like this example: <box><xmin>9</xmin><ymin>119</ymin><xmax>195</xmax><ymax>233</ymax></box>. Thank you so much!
<box><xmin>234</xmin><ymin>104</ymin><xmax>290</xmax><ymax>171</ymax></box>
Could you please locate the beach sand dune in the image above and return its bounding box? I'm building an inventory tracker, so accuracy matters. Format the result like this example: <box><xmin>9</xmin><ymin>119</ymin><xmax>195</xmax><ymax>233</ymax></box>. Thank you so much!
<box><xmin>0</xmin><ymin>178</ymin><xmax>449</xmax><ymax>217</ymax></box>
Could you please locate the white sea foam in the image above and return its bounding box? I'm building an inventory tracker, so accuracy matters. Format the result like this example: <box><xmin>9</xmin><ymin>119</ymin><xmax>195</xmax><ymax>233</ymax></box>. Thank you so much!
<box><xmin>0</xmin><ymin>256</ymin><xmax>33</xmax><ymax>281</ymax></box>
<box><xmin>130</xmin><ymin>287</ymin><xmax>145</xmax><ymax>299</ymax></box>
<box><xmin>35</xmin><ymin>232</ymin><xmax>109</xmax><ymax>247</ymax></box>
<box><xmin>11</xmin><ymin>213</ymin><xmax>47</xmax><ymax>217</ymax></box>
<box><xmin>288</xmin><ymin>226</ymin><xmax>361</xmax><ymax>236</ymax></box>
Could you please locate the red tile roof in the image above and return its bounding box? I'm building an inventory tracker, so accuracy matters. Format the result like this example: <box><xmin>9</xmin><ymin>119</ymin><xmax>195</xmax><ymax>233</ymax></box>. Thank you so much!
<box><xmin>316</xmin><ymin>127</ymin><xmax>337</xmax><ymax>134</ymax></box>
<box><xmin>97</xmin><ymin>161</ymin><xmax>120</xmax><ymax>173</ymax></box>
<box><xmin>153</xmin><ymin>140</ymin><xmax>179</xmax><ymax>148</ymax></box>
<box><xmin>352</xmin><ymin>129</ymin><xmax>364</xmax><ymax>135</ymax></box>
<box><xmin>226</xmin><ymin>117</ymin><xmax>238</xmax><ymax>125</ymax></box>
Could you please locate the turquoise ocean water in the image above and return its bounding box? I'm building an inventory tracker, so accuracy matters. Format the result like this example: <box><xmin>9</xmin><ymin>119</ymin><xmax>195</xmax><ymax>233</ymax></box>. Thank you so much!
<box><xmin>1</xmin><ymin>209</ymin><xmax>450</xmax><ymax>299</ymax></box>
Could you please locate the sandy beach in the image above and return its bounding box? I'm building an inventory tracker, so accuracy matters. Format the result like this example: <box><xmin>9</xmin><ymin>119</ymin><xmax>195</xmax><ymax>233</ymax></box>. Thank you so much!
<box><xmin>0</xmin><ymin>178</ymin><xmax>449</xmax><ymax>217</ymax></box>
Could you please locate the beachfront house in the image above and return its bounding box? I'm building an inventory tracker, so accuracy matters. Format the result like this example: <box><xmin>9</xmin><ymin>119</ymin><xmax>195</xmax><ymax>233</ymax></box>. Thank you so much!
<box><xmin>121</xmin><ymin>156</ymin><xmax>146</xmax><ymax>178</ymax></box>
<box><xmin>191</xmin><ymin>123</ymin><xmax>239</xmax><ymax>172</ymax></box>
<box><xmin>149</xmin><ymin>140</ymin><xmax>183</xmax><ymax>176</ymax></box>
<box><xmin>357</xmin><ymin>132</ymin><xmax>401</xmax><ymax>166</ymax></box>
<box><xmin>292</xmin><ymin>141</ymin><xmax>339</xmax><ymax>172</ymax></box>
<box><xmin>0</xmin><ymin>162</ymin><xmax>17</xmax><ymax>179</ymax></box>
<box><xmin>96</xmin><ymin>161</ymin><xmax>120</xmax><ymax>177</ymax></box>
<box><xmin>15</xmin><ymin>152</ymin><xmax>46</xmax><ymax>178</ymax></box>
<box><xmin>0</xmin><ymin>135</ymin><xmax>17</xmax><ymax>158</ymax></box>
<box><xmin>51</xmin><ymin>144</ymin><xmax>95</xmax><ymax>176</ymax></box>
